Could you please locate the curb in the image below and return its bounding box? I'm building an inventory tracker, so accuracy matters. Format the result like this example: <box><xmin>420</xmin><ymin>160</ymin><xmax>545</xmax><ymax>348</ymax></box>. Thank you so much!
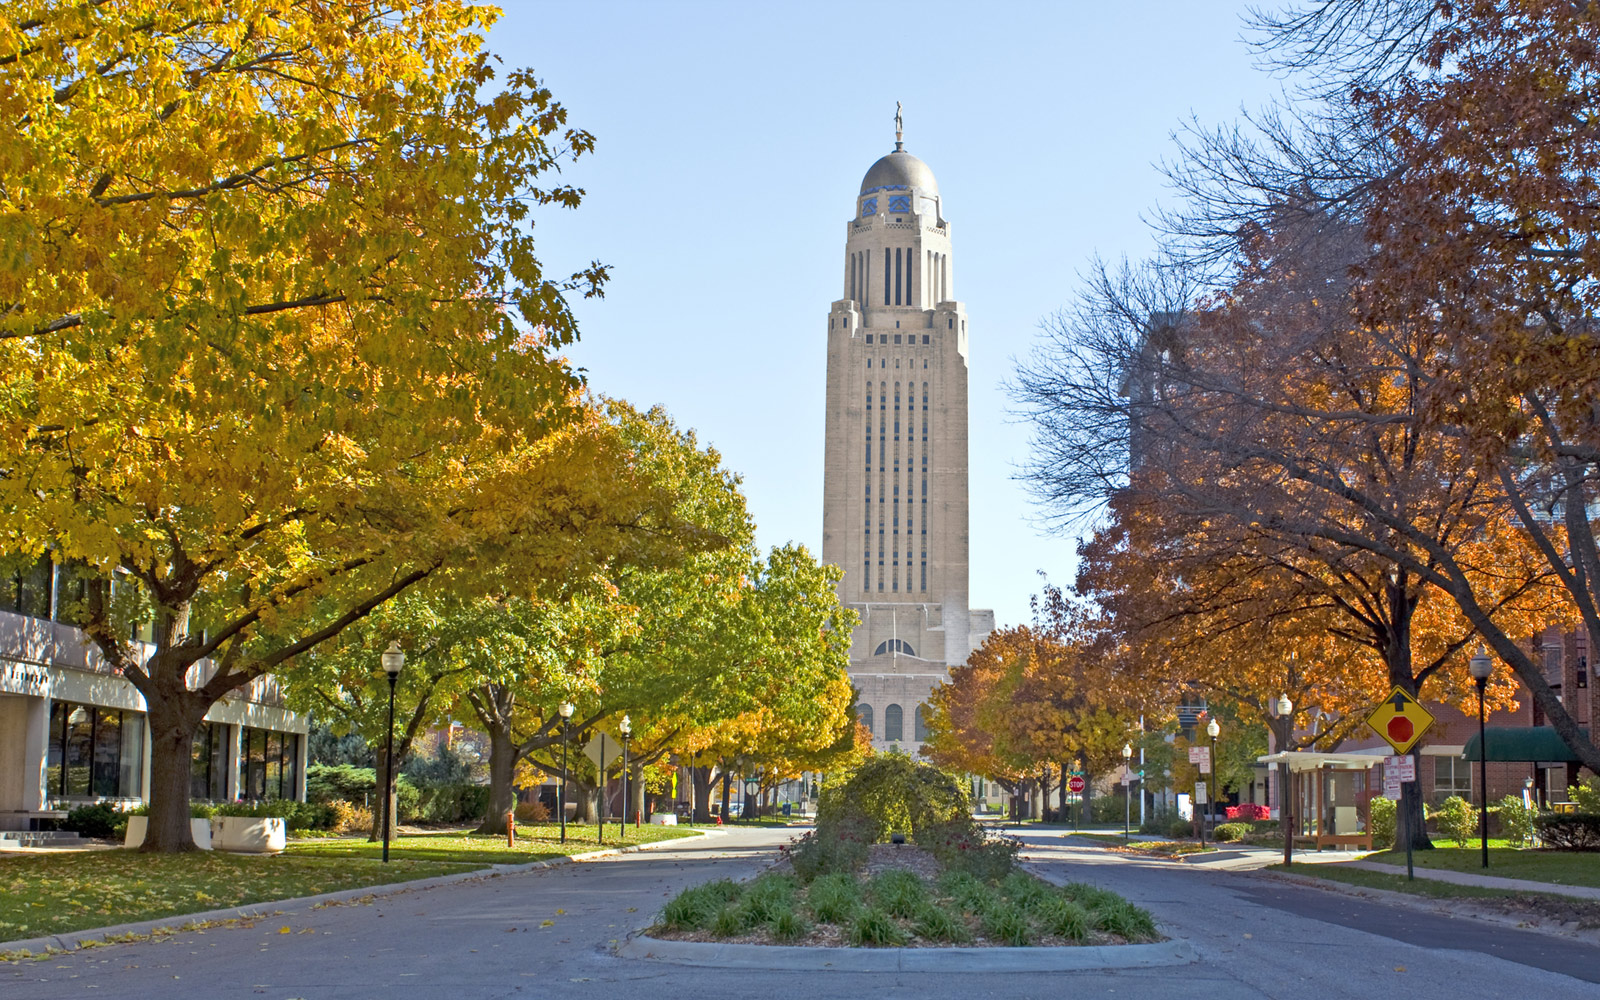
<box><xmin>0</xmin><ymin>828</ymin><xmax>715</xmax><ymax>959</ymax></box>
<box><xmin>615</xmin><ymin>934</ymin><xmax>1198</xmax><ymax>971</ymax></box>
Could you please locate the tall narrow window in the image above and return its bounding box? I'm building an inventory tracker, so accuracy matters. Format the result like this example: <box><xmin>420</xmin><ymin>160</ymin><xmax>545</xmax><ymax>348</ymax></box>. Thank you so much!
<box><xmin>884</xmin><ymin>248</ymin><xmax>891</xmax><ymax>304</ymax></box>
<box><xmin>884</xmin><ymin>704</ymin><xmax>904</xmax><ymax>742</ymax></box>
<box><xmin>894</xmin><ymin>247</ymin><xmax>902</xmax><ymax>305</ymax></box>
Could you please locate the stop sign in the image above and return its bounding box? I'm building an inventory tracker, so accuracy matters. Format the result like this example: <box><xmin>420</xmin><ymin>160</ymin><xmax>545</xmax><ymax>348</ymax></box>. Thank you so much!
<box><xmin>1068</xmin><ymin>775</ymin><xmax>1086</xmax><ymax>793</ymax></box>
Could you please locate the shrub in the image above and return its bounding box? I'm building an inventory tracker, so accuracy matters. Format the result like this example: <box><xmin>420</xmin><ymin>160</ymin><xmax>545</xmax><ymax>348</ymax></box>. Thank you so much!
<box><xmin>848</xmin><ymin>907</ymin><xmax>909</xmax><ymax>947</ymax></box>
<box><xmin>306</xmin><ymin>764</ymin><xmax>378</xmax><ymax>803</ymax></box>
<box><xmin>1496</xmin><ymin>795</ymin><xmax>1535</xmax><ymax>848</ymax></box>
<box><xmin>1570</xmin><ymin>776</ymin><xmax>1600</xmax><ymax>814</ymax></box>
<box><xmin>1212</xmin><ymin>822</ymin><xmax>1251</xmax><ymax>843</ymax></box>
<box><xmin>515</xmin><ymin>799</ymin><xmax>550</xmax><ymax>823</ymax></box>
<box><xmin>787</xmin><ymin>827</ymin><xmax>869</xmax><ymax>882</ymax></box>
<box><xmin>408</xmin><ymin>783</ymin><xmax>489</xmax><ymax>823</ymax></box>
<box><xmin>1433</xmin><ymin>795</ymin><xmax>1476</xmax><ymax>849</ymax></box>
<box><xmin>1368</xmin><ymin>796</ymin><xmax>1397</xmax><ymax>849</ymax></box>
<box><xmin>1533</xmin><ymin>812</ymin><xmax>1600</xmax><ymax>851</ymax></box>
<box><xmin>1168</xmin><ymin>817</ymin><xmax>1194</xmax><ymax>840</ymax></box>
<box><xmin>1225</xmin><ymin>803</ymin><xmax>1271</xmax><ymax>821</ymax></box>
<box><xmin>816</xmin><ymin>754</ymin><xmax>969</xmax><ymax>846</ymax></box>
<box><xmin>63</xmin><ymin>803</ymin><xmax>121</xmax><ymax>839</ymax></box>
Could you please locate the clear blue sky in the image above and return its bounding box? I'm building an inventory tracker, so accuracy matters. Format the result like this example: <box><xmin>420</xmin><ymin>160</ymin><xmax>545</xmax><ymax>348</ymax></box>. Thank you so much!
<box><xmin>488</xmin><ymin>1</ymin><xmax>1282</xmax><ymax>629</ymax></box>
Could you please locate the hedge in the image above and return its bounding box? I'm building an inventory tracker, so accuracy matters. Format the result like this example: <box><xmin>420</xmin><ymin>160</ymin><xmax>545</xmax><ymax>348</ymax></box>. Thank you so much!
<box><xmin>1533</xmin><ymin>812</ymin><xmax>1600</xmax><ymax>851</ymax></box>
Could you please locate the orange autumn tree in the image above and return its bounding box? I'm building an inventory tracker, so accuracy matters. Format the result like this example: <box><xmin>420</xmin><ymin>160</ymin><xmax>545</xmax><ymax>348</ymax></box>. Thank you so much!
<box><xmin>923</xmin><ymin>623</ymin><xmax>1135</xmax><ymax>815</ymax></box>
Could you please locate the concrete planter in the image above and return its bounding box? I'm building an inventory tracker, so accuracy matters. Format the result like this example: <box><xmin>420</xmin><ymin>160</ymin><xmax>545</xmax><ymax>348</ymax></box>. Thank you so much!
<box><xmin>649</xmin><ymin>813</ymin><xmax>678</xmax><ymax>825</ymax></box>
<box><xmin>124</xmin><ymin>816</ymin><xmax>213</xmax><ymax>850</ymax></box>
<box><xmin>211</xmin><ymin>816</ymin><xmax>286</xmax><ymax>853</ymax></box>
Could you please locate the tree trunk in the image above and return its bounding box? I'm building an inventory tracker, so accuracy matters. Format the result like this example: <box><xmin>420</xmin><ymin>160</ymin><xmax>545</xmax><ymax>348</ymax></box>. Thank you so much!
<box><xmin>368</xmin><ymin>745</ymin><xmax>402</xmax><ymax>843</ymax></box>
<box><xmin>631</xmin><ymin>763</ymin><xmax>646</xmax><ymax>823</ymax></box>
<box><xmin>691</xmin><ymin>765</ymin><xmax>713</xmax><ymax>823</ymax></box>
<box><xmin>474</xmin><ymin>715</ymin><xmax>517</xmax><ymax>834</ymax></box>
<box><xmin>140</xmin><ymin>695</ymin><xmax>205</xmax><ymax>852</ymax></box>
<box><xmin>720</xmin><ymin>768</ymin><xmax>731</xmax><ymax>821</ymax></box>
<box><xmin>571</xmin><ymin>778</ymin><xmax>596</xmax><ymax>823</ymax></box>
<box><xmin>1388</xmin><ymin>578</ymin><xmax>1435</xmax><ymax>852</ymax></box>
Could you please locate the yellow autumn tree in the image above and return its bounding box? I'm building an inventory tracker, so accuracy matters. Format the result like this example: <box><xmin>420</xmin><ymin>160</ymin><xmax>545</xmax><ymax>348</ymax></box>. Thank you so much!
<box><xmin>0</xmin><ymin>3</ymin><xmax>688</xmax><ymax>851</ymax></box>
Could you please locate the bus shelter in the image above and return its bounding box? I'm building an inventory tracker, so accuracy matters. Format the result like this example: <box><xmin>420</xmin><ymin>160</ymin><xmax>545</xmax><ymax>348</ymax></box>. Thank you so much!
<box><xmin>1257</xmin><ymin>750</ymin><xmax>1385</xmax><ymax>851</ymax></box>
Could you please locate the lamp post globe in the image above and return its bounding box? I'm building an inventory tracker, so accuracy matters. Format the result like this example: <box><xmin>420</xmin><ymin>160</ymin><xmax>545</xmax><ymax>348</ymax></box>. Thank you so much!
<box><xmin>1469</xmin><ymin>646</ymin><xmax>1493</xmax><ymax>869</ymax></box>
<box><xmin>558</xmin><ymin>701</ymin><xmax>575</xmax><ymax>843</ymax></box>
<box><xmin>379</xmin><ymin>641</ymin><xmax>404</xmax><ymax>864</ymax></box>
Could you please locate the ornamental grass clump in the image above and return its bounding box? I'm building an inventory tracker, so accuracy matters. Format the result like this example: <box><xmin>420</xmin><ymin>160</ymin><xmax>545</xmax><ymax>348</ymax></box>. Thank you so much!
<box><xmin>870</xmin><ymin>869</ymin><xmax>928</xmax><ymax>918</ymax></box>
<box><xmin>738</xmin><ymin>874</ymin><xmax>800</xmax><ymax>929</ymax></box>
<box><xmin>1034</xmin><ymin>895</ymin><xmax>1092</xmax><ymax>942</ymax></box>
<box><xmin>660</xmin><ymin>879</ymin><xmax>741</xmax><ymax>931</ymax></box>
<box><xmin>849</xmin><ymin>906</ymin><xmax>911</xmax><ymax>947</ymax></box>
<box><xmin>806</xmin><ymin>873</ymin><xmax>863</xmax><ymax>924</ymax></box>
<box><xmin>1000</xmin><ymin>870</ymin><xmax>1051</xmax><ymax>910</ymax></box>
<box><xmin>912</xmin><ymin>901</ymin><xmax>973</xmax><ymax>943</ymax></box>
<box><xmin>770</xmin><ymin>908</ymin><xmax>811</xmax><ymax>942</ymax></box>
<box><xmin>1092</xmin><ymin>899</ymin><xmax>1158</xmax><ymax>941</ymax></box>
<box><xmin>979</xmin><ymin>899</ymin><xmax>1033</xmax><ymax>946</ymax></box>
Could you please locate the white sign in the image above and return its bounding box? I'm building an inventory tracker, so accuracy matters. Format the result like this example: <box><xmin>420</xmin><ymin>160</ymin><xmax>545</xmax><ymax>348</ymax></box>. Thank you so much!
<box><xmin>1382</xmin><ymin>776</ymin><xmax>1403</xmax><ymax>800</ymax></box>
<box><xmin>1193</xmin><ymin>781</ymin><xmax>1209</xmax><ymax>805</ymax></box>
<box><xmin>1188</xmin><ymin>746</ymin><xmax>1211</xmax><ymax>766</ymax></box>
<box><xmin>1120</xmin><ymin>766</ymin><xmax>1132</xmax><ymax>786</ymax></box>
<box><xmin>584</xmin><ymin>734</ymin><xmax>619</xmax><ymax>771</ymax></box>
<box><xmin>1198</xmin><ymin>759</ymin><xmax>1211</xmax><ymax>775</ymax></box>
<box><xmin>1384</xmin><ymin>754</ymin><xmax>1415</xmax><ymax>782</ymax></box>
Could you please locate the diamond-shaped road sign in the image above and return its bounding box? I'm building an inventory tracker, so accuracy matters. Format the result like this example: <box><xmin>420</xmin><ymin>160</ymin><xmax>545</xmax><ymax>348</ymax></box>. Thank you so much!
<box><xmin>1364</xmin><ymin>686</ymin><xmax>1436</xmax><ymax>755</ymax></box>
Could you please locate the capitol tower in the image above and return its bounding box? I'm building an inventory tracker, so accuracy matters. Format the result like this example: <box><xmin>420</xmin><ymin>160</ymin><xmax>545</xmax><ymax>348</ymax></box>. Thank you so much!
<box><xmin>821</xmin><ymin>108</ymin><xmax>994</xmax><ymax>752</ymax></box>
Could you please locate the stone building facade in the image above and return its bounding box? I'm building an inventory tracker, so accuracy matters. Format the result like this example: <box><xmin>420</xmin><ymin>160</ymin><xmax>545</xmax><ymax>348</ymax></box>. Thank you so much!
<box><xmin>821</xmin><ymin>114</ymin><xmax>993</xmax><ymax>752</ymax></box>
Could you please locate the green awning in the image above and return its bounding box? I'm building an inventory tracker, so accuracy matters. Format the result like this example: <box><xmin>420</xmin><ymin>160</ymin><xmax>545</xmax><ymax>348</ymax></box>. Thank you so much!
<box><xmin>1461</xmin><ymin>727</ymin><xmax>1588</xmax><ymax>762</ymax></box>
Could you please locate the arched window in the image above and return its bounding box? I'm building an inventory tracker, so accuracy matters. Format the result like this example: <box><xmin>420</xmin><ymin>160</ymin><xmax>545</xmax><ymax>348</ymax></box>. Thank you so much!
<box><xmin>884</xmin><ymin>704</ymin><xmax>904</xmax><ymax>741</ymax></box>
<box><xmin>914</xmin><ymin>704</ymin><xmax>930</xmax><ymax>741</ymax></box>
<box><xmin>871</xmin><ymin>638</ymin><xmax>916</xmax><ymax>657</ymax></box>
<box><xmin>856</xmin><ymin>703</ymin><xmax>874</xmax><ymax>736</ymax></box>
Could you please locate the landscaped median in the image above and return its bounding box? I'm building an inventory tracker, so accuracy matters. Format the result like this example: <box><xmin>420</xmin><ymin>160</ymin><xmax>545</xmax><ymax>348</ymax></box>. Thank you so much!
<box><xmin>624</xmin><ymin>757</ymin><xmax>1195</xmax><ymax>971</ymax></box>
<box><xmin>1</xmin><ymin>822</ymin><xmax>703</xmax><ymax>954</ymax></box>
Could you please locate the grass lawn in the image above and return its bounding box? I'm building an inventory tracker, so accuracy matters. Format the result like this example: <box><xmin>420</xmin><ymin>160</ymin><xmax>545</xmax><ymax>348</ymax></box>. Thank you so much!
<box><xmin>1360</xmin><ymin>846</ymin><xmax>1600</xmax><ymax>888</ymax></box>
<box><xmin>283</xmin><ymin>822</ymin><xmax>702</xmax><ymax>866</ymax></box>
<box><xmin>0</xmin><ymin>851</ymin><xmax>476</xmax><ymax>945</ymax></box>
<box><xmin>1273</xmin><ymin>862</ymin><xmax>1534</xmax><ymax>901</ymax></box>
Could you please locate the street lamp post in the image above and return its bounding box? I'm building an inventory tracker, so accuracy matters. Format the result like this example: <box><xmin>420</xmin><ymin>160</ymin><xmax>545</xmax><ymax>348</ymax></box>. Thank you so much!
<box><xmin>1273</xmin><ymin>693</ymin><xmax>1294</xmax><ymax>866</ymax></box>
<box><xmin>1121</xmin><ymin>743</ymin><xmax>1133</xmax><ymax>839</ymax></box>
<box><xmin>1206</xmin><ymin>717</ymin><xmax>1221</xmax><ymax>842</ymax></box>
<box><xmin>620</xmin><ymin>714</ymin><xmax>632</xmax><ymax>838</ymax></box>
<box><xmin>1469</xmin><ymin>646</ymin><xmax>1493</xmax><ymax>869</ymax></box>
<box><xmin>379</xmin><ymin>641</ymin><xmax>405</xmax><ymax>864</ymax></box>
<box><xmin>558</xmin><ymin>701</ymin><xmax>575</xmax><ymax>843</ymax></box>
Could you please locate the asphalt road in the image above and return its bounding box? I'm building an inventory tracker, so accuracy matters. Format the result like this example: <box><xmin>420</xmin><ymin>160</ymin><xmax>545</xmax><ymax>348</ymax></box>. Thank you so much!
<box><xmin>5</xmin><ymin>825</ymin><xmax>1597</xmax><ymax>999</ymax></box>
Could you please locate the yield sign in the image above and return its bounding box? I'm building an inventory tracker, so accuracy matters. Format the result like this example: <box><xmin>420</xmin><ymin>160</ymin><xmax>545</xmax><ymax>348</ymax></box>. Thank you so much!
<box><xmin>1364</xmin><ymin>686</ymin><xmax>1436</xmax><ymax>755</ymax></box>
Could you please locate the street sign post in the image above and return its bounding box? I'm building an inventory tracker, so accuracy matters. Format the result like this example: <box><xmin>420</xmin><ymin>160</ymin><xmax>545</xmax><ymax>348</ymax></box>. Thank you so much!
<box><xmin>1189</xmin><ymin>746</ymin><xmax>1211</xmax><ymax>774</ymax></box>
<box><xmin>1368</xmin><ymin>690</ymin><xmax>1435</xmax><ymax>881</ymax></box>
